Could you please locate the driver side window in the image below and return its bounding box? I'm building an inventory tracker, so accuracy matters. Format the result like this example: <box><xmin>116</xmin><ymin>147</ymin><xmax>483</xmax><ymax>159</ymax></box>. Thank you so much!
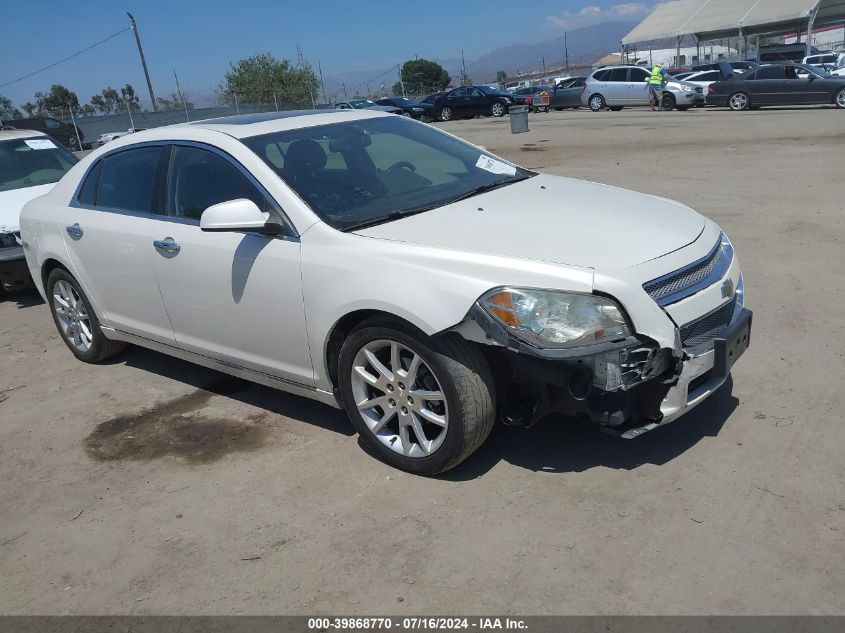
<box><xmin>165</xmin><ymin>145</ymin><xmax>269</xmax><ymax>221</ymax></box>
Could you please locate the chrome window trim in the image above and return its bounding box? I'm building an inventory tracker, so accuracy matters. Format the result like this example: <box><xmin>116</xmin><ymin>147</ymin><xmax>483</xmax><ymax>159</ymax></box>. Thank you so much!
<box><xmin>69</xmin><ymin>139</ymin><xmax>300</xmax><ymax>239</ymax></box>
<box><xmin>643</xmin><ymin>235</ymin><xmax>733</xmax><ymax>307</ymax></box>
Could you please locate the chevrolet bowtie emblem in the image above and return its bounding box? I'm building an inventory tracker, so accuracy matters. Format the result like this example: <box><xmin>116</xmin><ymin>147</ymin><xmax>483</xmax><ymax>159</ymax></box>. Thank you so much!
<box><xmin>721</xmin><ymin>279</ymin><xmax>735</xmax><ymax>299</ymax></box>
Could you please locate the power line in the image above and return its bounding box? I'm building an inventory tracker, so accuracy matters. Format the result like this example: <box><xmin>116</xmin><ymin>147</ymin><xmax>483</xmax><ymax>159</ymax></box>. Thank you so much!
<box><xmin>0</xmin><ymin>27</ymin><xmax>131</xmax><ymax>89</ymax></box>
<box><xmin>349</xmin><ymin>64</ymin><xmax>399</xmax><ymax>94</ymax></box>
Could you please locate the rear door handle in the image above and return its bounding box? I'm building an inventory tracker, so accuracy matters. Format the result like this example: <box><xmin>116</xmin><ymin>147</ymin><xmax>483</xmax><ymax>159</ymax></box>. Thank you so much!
<box><xmin>66</xmin><ymin>224</ymin><xmax>83</xmax><ymax>239</ymax></box>
<box><xmin>153</xmin><ymin>238</ymin><xmax>180</xmax><ymax>254</ymax></box>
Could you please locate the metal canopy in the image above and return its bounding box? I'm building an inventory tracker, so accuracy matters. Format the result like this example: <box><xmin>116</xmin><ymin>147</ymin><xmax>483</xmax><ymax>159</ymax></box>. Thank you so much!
<box><xmin>623</xmin><ymin>0</ymin><xmax>844</xmax><ymax>45</ymax></box>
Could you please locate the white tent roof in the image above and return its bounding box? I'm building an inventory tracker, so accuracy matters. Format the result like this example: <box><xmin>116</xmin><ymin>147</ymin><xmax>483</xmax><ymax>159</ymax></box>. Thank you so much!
<box><xmin>623</xmin><ymin>0</ymin><xmax>844</xmax><ymax>45</ymax></box>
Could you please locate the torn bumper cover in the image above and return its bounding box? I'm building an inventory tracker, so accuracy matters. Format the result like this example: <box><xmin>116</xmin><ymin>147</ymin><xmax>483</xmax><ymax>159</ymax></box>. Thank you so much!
<box><xmin>453</xmin><ymin>303</ymin><xmax>751</xmax><ymax>437</ymax></box>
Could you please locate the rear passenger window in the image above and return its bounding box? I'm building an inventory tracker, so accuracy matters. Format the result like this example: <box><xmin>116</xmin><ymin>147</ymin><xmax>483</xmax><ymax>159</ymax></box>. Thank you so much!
<box><xmin>608</xmin><ymin>69</ymin><xmax>628</xmax><ymax>82</ymax></box>
<box><xmin>77</xmin><ymin>161</ymin><xmax>101</xmax><ymax>205</ymax></box>
<box><xmin>593</xmin><ymin>70</ymin><xmax>610</xmax><ymax>81</ymax></box>
<box><xmin>754</xmin><ymin>66</ymin><xmax>785</xmax><ymax>80</ymax></box>
<box><xmin>97</xmin><ymin>146</ymin><xmax>162</xmax><ymax>213</ymax></box>
<box><xmin>166</xmin><ymin>145</ymin><xmax>268</xmax><ymax>221</ymax></box>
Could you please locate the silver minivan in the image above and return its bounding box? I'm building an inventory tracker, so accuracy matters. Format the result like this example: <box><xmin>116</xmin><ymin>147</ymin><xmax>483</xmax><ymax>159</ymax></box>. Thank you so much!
<box><xmin>583</xmin><ymin>65</ymin><xmax>704</xmax><ymax>111</ymax></box>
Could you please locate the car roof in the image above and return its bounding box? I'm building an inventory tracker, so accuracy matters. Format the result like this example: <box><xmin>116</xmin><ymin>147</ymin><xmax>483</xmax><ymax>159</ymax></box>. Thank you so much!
<box><xmin>96</xmin><ymin>109</ymin><xmax>394</xmax><ymax>144</ymax></box>
<box><xmin>0</xmin><ymin>129</ymin><xmax>48</xmax><ymax>141</ymax></box>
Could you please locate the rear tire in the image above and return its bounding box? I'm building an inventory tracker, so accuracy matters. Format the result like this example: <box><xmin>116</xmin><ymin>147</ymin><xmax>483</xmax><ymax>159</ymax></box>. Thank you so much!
<box><xmin>588</xmin><ymin>94</ymin><xmax>606</xmax><ymax>112</ymax></box>
<box><xmin>835</xmin><ymin>88</ymin><xmax>845</xmax><ymax>109</ymax></box>
<box><xmin>338</xmin><ymin>317</ymin><xmax>495</xmax><ymax>475</ymax></box>
<box><xmin>46</xmin><ymin>268</ymin><xmax>125</xmax><ymax>363</ymax></box>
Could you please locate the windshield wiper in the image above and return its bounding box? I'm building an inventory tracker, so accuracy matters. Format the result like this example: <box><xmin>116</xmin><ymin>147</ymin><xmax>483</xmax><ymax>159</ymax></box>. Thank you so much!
<box><xmin>341</xmin><ymin>204</ymin><xmax>440</xmax><ymax>232</ymax></box>
<box><xmin>447</xmin><ymin>174</ymin><xmax>531</xmax><ymax>204</ymax></box>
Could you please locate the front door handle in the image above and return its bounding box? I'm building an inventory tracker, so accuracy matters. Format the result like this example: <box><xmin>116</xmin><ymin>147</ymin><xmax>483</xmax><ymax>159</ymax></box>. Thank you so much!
<box><xmin>66</xmin><ymin>224</ymin><xmax>83</xmax><ymax>239</ymax></box>
<box><xmin>153</xmin><ymin>238</ymin><xmax>181</xmax><ymax>254</ymax></box>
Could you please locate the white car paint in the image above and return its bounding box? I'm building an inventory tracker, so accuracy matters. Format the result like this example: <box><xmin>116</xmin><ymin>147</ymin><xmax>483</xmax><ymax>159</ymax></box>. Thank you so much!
<box><xmin>0</xmin><ymin>130</ymin><xmax>62</xmax><ymax>234</ymax></box>
<box><xmin>20</xmin><ymin>109</ymin><xmax>747</xmax><ymax>460</ymax></box>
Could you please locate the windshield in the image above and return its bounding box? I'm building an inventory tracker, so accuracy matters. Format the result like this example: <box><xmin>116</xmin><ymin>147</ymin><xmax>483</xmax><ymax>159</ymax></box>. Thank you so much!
<box><xmin>0</xmin><ymin>137</ymin><xmax>77</xmax><ymax>192</ymax></box>
<box><xmin>243</xmin><ymin>116</ymin><xmax>531</xmax><ymax>231</ymax></box>
<box><xmin>349</xmin><ymin>100</ymin><xmax>376</xmax><ymax>108</ymax></box>
<box><xmin>477</xmin><ymin>86</ymin><xmax>506</xmax><ymax>95</ymax></box>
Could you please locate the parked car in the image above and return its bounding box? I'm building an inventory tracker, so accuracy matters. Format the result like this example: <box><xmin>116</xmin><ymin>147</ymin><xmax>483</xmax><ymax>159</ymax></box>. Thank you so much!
<box><xmin>96</xmin><ymin>127</ymin><xmax>148</xmax><ymax>146</ymax></box>
<box><xmin>428</xmin><ymin>86</ymin><xmax>526</xmax><ymax>121</ymax></box>
<box><xmin>512</xmin><ymin>86</ymin><xmax>554</xmax><ymax>112</ymax></box>
<box><xmin>334</xmin><ymin>100</ymin><xmax>403</xmax><ymax>115</ymax></box>
<box><xmin>549</xmin><ymin>77</ymin><xmax>587</xmax><ymax>109</ymax></box>
<box><xmin>20</xmin><ymin>109</ymin><xmax>750</xmax><ymax>474</ymax></box>
<box><xmin>0</xmin><ymin>130</ymin><xmax>78</xmax><ymax>295</ymax></box>
<box><xmin>802</xmin><ymin>53</ymin><xmax>839</xmax><ymax>71</ymax></box>
<box><xmin>1</xmin><ymin>116</ymin><xmax>84</xmax><ymax>150</ymax></box>
<box><xmin>583</xmin><ymin>65</ymin><xmax>704</xmax><ymax>111</ymax></box>
<box><xmin>683</xmin><ymin>69</ymin><xmax>725</xmax><ymax>90</ymax></box>
<box><xmin>707</xmin><ymin>63</ymin><xmax>845</xmax><ymax>110</ymax></box>
<box><xmin>375</xmin><ymin>97</ymin><xmax>433</xmax><ymax>119</ymax></box>
<box><xmin>692</xmin><ymin>61</ymin><xmax>759</xmax><ymax>74</ymax></box>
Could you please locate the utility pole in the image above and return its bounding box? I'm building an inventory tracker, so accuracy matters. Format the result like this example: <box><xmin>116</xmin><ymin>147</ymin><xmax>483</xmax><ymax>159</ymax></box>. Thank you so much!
<box><xmin>461</xmin><ymin>50</ymin><xmax>467</xmax><ymax>85</ymax></box>
<box><xmin>542</xmin><ymin>56</ymin><xmax>546</xmax><ymax>78</ymax></box>
<box><xmin>342</xmin><ymin>83</ymin><xmax>348</xmax><ymax>99</ymax></box>
<box><xmin>399</xmin><ymin>64</ymin><xmax>406</xmax><ymax>97</ymax></box>
<box><xmin>173</xmin><ymin>68</ymin><xmax>190</xmax><ymax>121</ymax></box>
<box><xmin>124</xmin><ymin>96</ymin><xmax>135</xmax><ymax>129</ymax></box>
<box><xmin>318</xmin><ymin>61</ymin><xmax>328</xmax><ymax>105</ymax></box>
<box><xmin>564</xmin><ymin>32</ymin><xmax>569</xmax><ymax>70</ymax></box>
<box><xmin>127</xmin><ymin>13</ymin><xmax>157</xmax><ymax>112</ymax></box>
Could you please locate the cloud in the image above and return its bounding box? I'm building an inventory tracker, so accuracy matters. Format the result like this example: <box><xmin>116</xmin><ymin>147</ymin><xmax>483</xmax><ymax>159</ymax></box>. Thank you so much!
<box><xmin>546</xmin><ymin>3</ymin><xmax>652</xmax><ymax>30</ymax></box>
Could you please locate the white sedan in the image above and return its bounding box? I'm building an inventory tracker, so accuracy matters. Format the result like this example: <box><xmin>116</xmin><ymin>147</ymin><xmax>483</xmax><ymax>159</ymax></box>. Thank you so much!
<box><xmin>96</xmin><ymin>127</ymin><xmax>147</xmax><ymax>146</ymax></box>
<box><xmin>20</xmin><ymin>109</ymin><xmax>750</xmax><ymax>474</ymax></box>
<box><xmin>0</xmin><ymin>129</ymin><xmax>77</xmax><ymax>295</ymax></box>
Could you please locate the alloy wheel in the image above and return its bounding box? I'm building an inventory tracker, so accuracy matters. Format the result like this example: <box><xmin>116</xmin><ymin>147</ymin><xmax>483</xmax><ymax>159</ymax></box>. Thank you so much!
<box><xmin>729</xmin><ymin>93</ymin><xmax>749</xmax><ymax>111</ymax></box>
<box><xmin>350</xmin><ymin>339</ymin><xmax>448</xmax><ymax>458</ymax></box>
<box><xmin>837</xmin><ymin>89</ymin><xmax>845</xmax><ymax>108</ymax></box>
<box><xmin>440</xmin><ymin>107</ymin><xmax>452</xmax><ymax>121</ymax></box>
<box><xmin>492</xmin><ymin>102</ymin><xmax>505</xmax><ymax>117</ymax></box>
<box><xmin>53</xmin><ymin>280</ymin><xmax>93</xmax><ymax>352</ymax></box>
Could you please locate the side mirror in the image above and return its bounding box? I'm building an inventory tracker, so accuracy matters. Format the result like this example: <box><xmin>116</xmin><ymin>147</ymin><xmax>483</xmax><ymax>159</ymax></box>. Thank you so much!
<box><xmin>200</xmin><ymin>199</ymin><xmax>268</xmax><ymax>232</ymax></box>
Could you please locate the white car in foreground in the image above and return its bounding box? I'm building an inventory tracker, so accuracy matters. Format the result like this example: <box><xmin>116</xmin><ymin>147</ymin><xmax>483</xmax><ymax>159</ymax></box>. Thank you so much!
<box><xmin>0</xmin><ymin>129</ymin><xmax>77</xmax><ymax>295</ymax></box>
<box><xmin>20</xmin><ymin>110</ymin><xmax>751</xmax><ymax>474</ymax></box>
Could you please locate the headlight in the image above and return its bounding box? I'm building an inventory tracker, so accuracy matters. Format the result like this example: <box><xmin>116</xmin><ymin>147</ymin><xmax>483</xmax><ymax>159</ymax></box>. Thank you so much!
<box><xmin>675</xmin><ymin>83</ymin><xmax>693</xmax><ymax>92</ymax></box>
<box><xmin>479</xmin><ymin>288</ymin><xmax>631</xmax><ymax>349</ymax></box>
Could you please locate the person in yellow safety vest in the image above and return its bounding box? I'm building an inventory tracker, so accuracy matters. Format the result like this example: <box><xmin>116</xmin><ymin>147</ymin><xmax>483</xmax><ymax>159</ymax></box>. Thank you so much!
<box><xmin>648</xmin><ymin>63</ymin><xmax>668</xmax><ymax>111</ymax></box>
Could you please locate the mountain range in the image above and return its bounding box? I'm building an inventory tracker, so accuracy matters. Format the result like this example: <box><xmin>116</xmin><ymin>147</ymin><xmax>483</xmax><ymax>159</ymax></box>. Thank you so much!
<box><xmin>323</xmin><ymin>20</ymin><xmax>637</xmax><ymax>98</ymax></box>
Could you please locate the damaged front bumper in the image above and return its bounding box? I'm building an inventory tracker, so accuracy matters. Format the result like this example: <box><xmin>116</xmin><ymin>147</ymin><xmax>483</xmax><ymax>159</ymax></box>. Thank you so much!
<box><xmin>453</xmin><ymin>301</ymin><xmax>751</xmax><ymax>437</ymax></box>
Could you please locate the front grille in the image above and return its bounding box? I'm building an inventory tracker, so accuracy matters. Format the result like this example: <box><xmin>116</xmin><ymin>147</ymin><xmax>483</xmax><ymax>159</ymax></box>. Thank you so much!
<box><xmin>644</xmin><ymin>237</ymin><xmax>731</xmax><ymax>306</ymax></box>
<box><xmin>680</xmin><ymin>296</ymin><xmax>737</xmax><ymax>354</ymax></box>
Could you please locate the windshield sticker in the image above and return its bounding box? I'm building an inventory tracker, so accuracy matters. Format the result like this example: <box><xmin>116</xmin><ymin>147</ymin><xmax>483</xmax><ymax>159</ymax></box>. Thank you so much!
<box><xmin>476</xmin><ymin>155</ymin><xmax>517</xmax><ymax>177</ymax></box>
<box><xmin>24</xmin><ymin>139</ymin><xmax>57</xmax><ymax>150</ymax></box>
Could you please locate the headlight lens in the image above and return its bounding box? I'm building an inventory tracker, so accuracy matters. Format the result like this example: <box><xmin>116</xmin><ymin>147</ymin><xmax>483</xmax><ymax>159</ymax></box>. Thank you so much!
<box><xmin>480</xmin><ymin>288</ymin><xmax>631</xmax><ymax>349</ymax></box>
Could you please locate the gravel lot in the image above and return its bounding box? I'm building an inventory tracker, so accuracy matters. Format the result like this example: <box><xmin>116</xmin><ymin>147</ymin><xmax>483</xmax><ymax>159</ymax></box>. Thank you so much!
<box><xmin>1</xmin><ymin>107</ymin><xmax>843</xmax><ymax>615</ymax></box>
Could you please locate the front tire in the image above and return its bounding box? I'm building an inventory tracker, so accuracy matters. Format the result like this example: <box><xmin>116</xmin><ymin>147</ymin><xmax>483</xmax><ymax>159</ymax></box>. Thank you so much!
<box><xmin>46</xmin><ymin>268</ymin><xmax>125</xmax><ymax>363</ymax></box>
<box><xmin>439</xmin><ymin>106</ymin><xmax>453</xmax><ymax>121</ymax></box>
<box><xmin>728</xmin><ymin>92</ymin><xmax>750</xmax><ymax>111</ymax></box>
<box><xmin>338</xmin><ymin>317</ymin><xmax>495</xmax><ymax>475</ymax></box>
<box><xmin>491</xmin><ymin>102</ymin><xmax>506</xmax><ymax>117</ymax></box>
<box><xmin>661</xmin><ymin>93</ymin><xmax>676</xmax><ymax>110</ymax></box>
<box><xmin>588</xmin><ymin>94</ymin><xmax>606</xmax><ymax>112</ymax></box>
<box><xmin>835</xmin><ymin>88</ymin><xmax>845</xmax><ymax>109</ymax></box>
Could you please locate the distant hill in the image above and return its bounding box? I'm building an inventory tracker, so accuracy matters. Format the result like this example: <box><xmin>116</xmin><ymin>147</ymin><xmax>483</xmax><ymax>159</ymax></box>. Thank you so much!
<box><xmin>322</xmin><ymin>20</ymin><xmax>638</xmax><ymax>99</ymax></box>
<box><xmin>457</xmin><ymin>21</ymin><xmax>639</xmax><ymax>81</ymax></box>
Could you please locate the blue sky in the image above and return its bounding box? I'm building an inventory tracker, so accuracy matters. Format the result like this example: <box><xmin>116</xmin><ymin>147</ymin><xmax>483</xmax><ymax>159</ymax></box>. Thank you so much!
<box><xmin>0</xmin><ymin>1</ymin><xmax>651</xmax><ymax>108</ymax></box>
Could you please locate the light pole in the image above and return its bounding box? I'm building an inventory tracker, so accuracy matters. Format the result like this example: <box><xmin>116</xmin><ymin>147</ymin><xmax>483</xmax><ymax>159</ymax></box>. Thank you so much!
<box><xmin>127</xmin><ymin>13</ymin><xmax>157</xmax><ymax>112</ymax></box>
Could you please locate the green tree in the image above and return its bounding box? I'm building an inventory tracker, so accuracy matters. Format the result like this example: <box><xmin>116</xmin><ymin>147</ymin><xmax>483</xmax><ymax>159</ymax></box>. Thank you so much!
<box><xmin>79</xmin><ymin>104</ymin><xmax>96</xmax><ymax>116</ymax></box>
<box><xmin>1</xmin><ymin>95</ymin><xmax>21</xmax><ymax>120</ymax></box>
<box><xmin>157</xmin><ymin>92</ymin><xmax>194</xmax><ymax>111</ymax></box>
<box><xmin>496</xmin><ymin>70</ymin><xmax>508</xmax><ymax>84</ymax></box>
<box><xmin>119</xmin><ymin>84</ymin><xmax>142</xmax><ymax>112</ymax></box>
<box><xmin>393</xmin><ymin>59</ymin><xmax>451</xmax><ymax>96</ymax></box>
<box><xmin>219</xmin><ymin>52</ymin><xmax>318</xmax><ymax>107</ymax></box>
<box><xmin>21</xmin><ymin>102</ymin><xmax>37</xmax><ymax>117</ymax></box>
<box><xmin>90</xmin><ymin>87</ymin><xmax>121</xmax><ymax>114</ymax></box>
<box><xmin>23</xmin><ymin>84</ymin><xmax>80</xmax><ymax>116</ymax></box>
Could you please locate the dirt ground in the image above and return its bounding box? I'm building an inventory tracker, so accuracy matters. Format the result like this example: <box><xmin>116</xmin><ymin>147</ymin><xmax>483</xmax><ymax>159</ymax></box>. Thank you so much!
<box><xmin>1</xmin><ymin>106</ymin><xmax>843</xmax><ymax>615</ymax></box>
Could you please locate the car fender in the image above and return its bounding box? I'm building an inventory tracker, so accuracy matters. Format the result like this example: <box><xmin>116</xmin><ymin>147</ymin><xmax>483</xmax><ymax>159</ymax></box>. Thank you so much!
<box><xmin>299</xmin><ymin>222</ymin><xmax>595</xmax><ymax>390</ymax></box>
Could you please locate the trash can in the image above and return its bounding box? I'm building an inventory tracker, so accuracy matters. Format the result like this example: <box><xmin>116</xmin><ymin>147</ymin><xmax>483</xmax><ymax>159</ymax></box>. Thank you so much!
<box><xmin>509</xmin><ymin>105</ymin><xmax>529</xmax><ymax>134</ymax></box>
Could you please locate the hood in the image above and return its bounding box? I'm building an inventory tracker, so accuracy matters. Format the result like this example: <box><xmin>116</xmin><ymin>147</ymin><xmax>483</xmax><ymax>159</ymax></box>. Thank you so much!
<box><xmin>0</xmin><ymin>183</ymin><xmax>54</xmax><ymax>233</ymax></box>
<box><xmin>354</xmin><ymin>174</ymin><xmax>705</xmax><ymax>270</ymax></box>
